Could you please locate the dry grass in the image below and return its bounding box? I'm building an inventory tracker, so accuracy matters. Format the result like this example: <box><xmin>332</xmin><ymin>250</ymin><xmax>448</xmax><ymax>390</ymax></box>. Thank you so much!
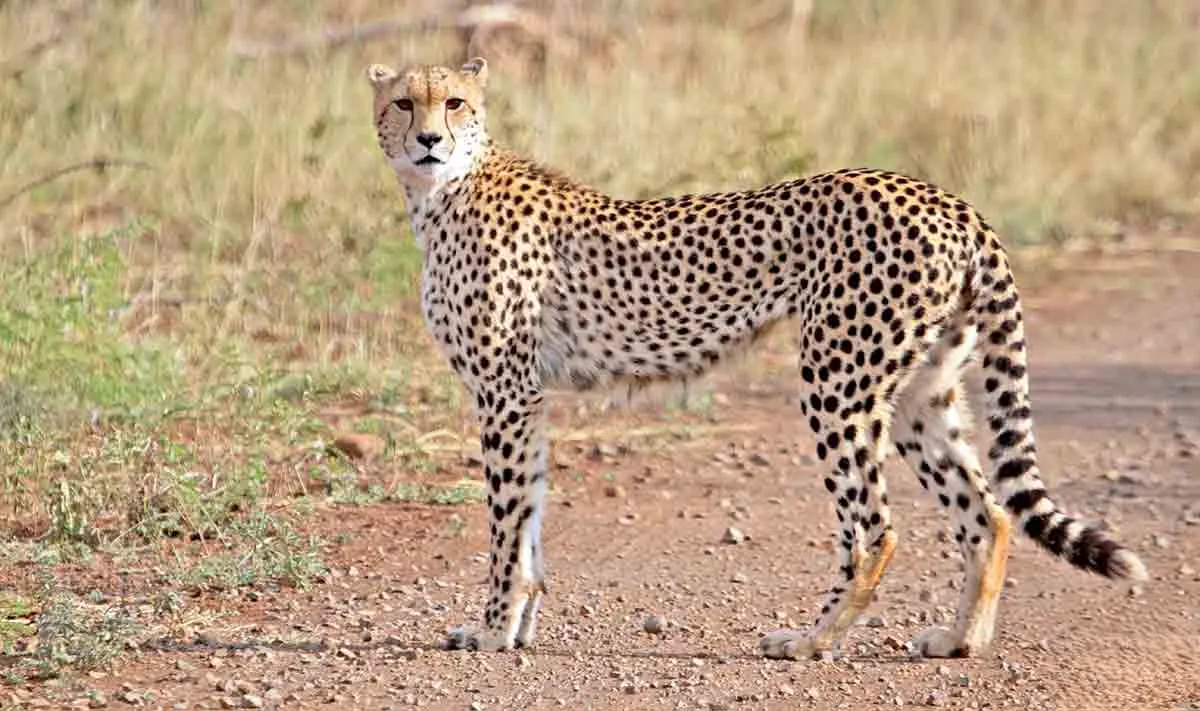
<box><xmin>0</xmin><ymin>0</ymin><xmax>1198</xmax><ymax>669</ymax></box>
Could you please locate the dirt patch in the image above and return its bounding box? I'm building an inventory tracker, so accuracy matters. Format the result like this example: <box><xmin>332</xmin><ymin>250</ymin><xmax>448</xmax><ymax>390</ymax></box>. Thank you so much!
<box><xmin>20</xmin><ymin>247</ymin><xmax>1200</xmax><ymax>710</ymax></box>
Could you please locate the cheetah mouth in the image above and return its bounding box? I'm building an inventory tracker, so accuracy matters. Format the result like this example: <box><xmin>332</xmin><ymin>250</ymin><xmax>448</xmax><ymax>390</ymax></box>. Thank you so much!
<box><xmin>415</xmin><ymin>155</ymin><xmax>444</xmax><ymax>166</ymax></box>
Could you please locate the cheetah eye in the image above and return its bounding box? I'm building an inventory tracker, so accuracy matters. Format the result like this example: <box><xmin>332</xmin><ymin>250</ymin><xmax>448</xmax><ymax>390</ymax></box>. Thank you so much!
<box><xmin>445</xmin><ymin>97</ymin><xmax>465</xmax><ymax>110</ymax></box>
<box><xmin>393</xmin><ymin>98</ymin><xmax>413</xmax><ymax>111</ymax></box>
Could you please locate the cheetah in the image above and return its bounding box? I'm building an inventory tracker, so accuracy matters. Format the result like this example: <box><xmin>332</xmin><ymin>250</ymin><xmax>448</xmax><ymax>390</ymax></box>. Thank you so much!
<box><xmin>365</xmin><ymin>58</ymin><xmax>1148</xmax><ymax>659</ymax></box>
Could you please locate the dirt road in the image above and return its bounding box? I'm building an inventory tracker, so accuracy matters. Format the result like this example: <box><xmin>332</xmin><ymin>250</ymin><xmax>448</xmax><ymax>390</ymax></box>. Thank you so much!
<box><xmin>67</xmin><ymin>245</ymin><xmax>1200</xmax><ymax>710</ymax></box>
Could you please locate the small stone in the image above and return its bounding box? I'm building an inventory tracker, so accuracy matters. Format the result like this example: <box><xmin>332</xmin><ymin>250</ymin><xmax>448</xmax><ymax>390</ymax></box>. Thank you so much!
<box><xmin>778</xmin><ymin>684</ymin><xmax>795</xmax><ymax>697</ymax></box>
<box><xmin>603</xmin><ymin>483</ymin><xmax>626</xmax><ymax>498</ymax></box>
<box><xmin>883</xmin><ymin>635</ymin><xmax>906</xmax><ymax>650</ymax></box>
<box><xmin>865</xmin><ymin>615</ymin><xmax>886</xmax><ymax>628</ymax></box>
<box><xmin>918</xmin><ymin>589</ymin><xmax>936</xmax><ymax>603</ymax></box>
<box><xmin>470</xmin><ymin>702</ymin><xmax>485</xmax><ymax>711</ymax></box>
<box><xmin>748</xmin><ymin>452</ymin><xmax>771</xmax><ymax>467</ymax></box>
<box><xmin>804</xmin><ymin>688</ymin><xmax>821</xmax><ymax>700</ymax></box>
<box><xmin>242</xmin><ymin>695</ymin><xmax>263</xmax><ymax>709</ymax></box>
<box><xmin>1152</xmin><ymin>534</ymin><xmax>1170</xmax><ymax>549</ymax></box>
<box><xmin>218</xmin><ymin>700</ymin><xmax>239</xmax><ymax>710</ymax></box>
<box><xmin>1128</xmin><ymin>584</ymin><xmax>1144</xmax><ymax>598</ymax></box>
<box><xmin>643</xmin><ymin>615</ymin><xmax>666</xmax><ymax>634</ymax></box>
<box><xmin>117</xmin><ymin>692</ymin><xmax>142</xmax><ymax>706</ymax></box>
<box><xmin>89</xmin><ymin>693</ymin><xmax>108</xmax><ymax>709</ymax></box>
<box><xmin>730</xmin><ymin>572</ymin><xmax>749</xmax><ymax>584</ymax></box>
<box><xmin>935</xmin><ymin>664</ymin><xmax>952</xmax><ymax>677</ymax></box>
<box><xmin>1179</xmin><ymin>564</ymin><xmax>1196</xmax><ymax>577</ymax></box>
<box><xmin>924</xmin><ymin>690</ymin><xmax>946</xmax><ymax>706</ymax></box>
<box><xmin>329</xmin><ymin>433</ymin><xmax>383</xmax><ymax>460</ymax></box>
<box><xmin>721</xmin><ymin>526</ymin><xmax>746</xmax><ymax>545</ymax></box>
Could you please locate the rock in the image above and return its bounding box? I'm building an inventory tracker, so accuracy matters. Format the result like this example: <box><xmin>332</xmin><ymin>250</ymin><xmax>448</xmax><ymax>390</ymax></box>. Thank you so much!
<box><xmin>865</xmin><ymin>615</ymin><xmax>886</xmax><ymax>628</ymax></box>
<box><xmin>730</xmin><ymin>572</ymin><xmax>749</xmax><ymax>584</ymax></box>
<box><xmin>330</xmin><ymin>433</ymin><xmax>383</xmax><ymax>460</ymax></box>
<box><xmin>1128</xmin><ymin>584</ymin><xmax>1144</xmax><ymax>598</ymax></box>
<box><xmin>643</xmin><ymin>615</ymin><xmax>666</xmax><ymax>634</ymax></box>
<box><xmin>748</xmin><ymin>453</ymin><xmax>771</xmax><ymax>467</ymax></box>
<box><xmin>924</xmin><ymin>690</ymin><xmax>946</xmax><ymax>706</ymax></box>
<box><xmin>218</xmin><ymin>700</ymin><xmax>240</xmax><ymax>710</ymax></box>
<box><xmin>89</xmin><ymin>693</ymin><xmax>108</xmax><ymax>709</ymax></box>
<box><xmin>603</xmin><ymin>483</ymin><xmax>626</xmax><ymax>498</ymax></box>
<box><xmin>117</xmin><ymin>692</ymin><xmax>142</xmax><ymax>706</ymax></box>
<box><xmin>721</xmin><ymin>526</ymin><xmax>746</xmax><ymax>545</ymax></box>
<box><xmin>804</xmin><ymin>688</ymin><xmax>821</xmax><ymax>700</ymax></box>
<box><xmin>242</xmin><ymin>695</ymin><xmax>264</xmax><ymax>709</ymax></box>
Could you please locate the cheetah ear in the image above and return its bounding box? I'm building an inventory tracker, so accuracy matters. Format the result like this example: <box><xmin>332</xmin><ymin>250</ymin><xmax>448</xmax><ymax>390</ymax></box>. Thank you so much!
<box><xmin>461</xmin><ymin>57</ymin><xmax>488</xmax><ymax>87</ymax></box>
<box><xmin>366</xmin><ymin>63</ymin><xmax>399</xmax><ymax>90</ymax></box>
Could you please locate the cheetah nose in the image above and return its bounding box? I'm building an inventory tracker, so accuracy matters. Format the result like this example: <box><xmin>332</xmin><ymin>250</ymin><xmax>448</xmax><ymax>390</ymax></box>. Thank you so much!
<box><xmin>416</xmin><ymin>132</ymin><xmax>443</xmax><ymax>148</ymax></box>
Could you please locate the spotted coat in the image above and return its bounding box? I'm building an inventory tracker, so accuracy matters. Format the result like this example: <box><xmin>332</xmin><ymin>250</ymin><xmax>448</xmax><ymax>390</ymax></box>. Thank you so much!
<box><xmin>366</xmin><ymin>58</ymin><xmax>1147</xmax><ymax>659</ymax></box>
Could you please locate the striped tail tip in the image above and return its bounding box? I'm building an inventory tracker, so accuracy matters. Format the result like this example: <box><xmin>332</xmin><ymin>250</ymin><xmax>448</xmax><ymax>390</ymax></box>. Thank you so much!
<box><xmin>1107</xmin><ymin>548</ymin><xmax>1148</xmax><ymax>582</ymax></box>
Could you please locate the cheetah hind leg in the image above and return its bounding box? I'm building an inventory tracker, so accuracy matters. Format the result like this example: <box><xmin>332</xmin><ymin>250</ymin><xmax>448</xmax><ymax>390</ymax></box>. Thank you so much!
<box><xmin>763</xmin><ymin>410</ymin><xmax>897</xmax><ymax>662</ymax></box>
<box><xmin>892</xmin><ymin>323</ymin><xmax>1012</xmax><ymax>657</ymax></box>
<box><xmin>760</xmin><ymin>527</ymin><xmax>897</xmax><ymax>659</ymax></box>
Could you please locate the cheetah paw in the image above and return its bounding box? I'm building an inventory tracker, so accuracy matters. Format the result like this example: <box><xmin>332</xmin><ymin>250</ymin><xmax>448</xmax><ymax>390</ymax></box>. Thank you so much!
<box><xmin>440</xmin><ymin>624</ymin><xmax>510</xmax><ymax>652</ymax></box>
<box><xmin>910</xmin><ymin>626</ymin><xmax>972</xmax><ymax>658</ymax></box>
<box><xmin>758</xmin><ymin>629</ymin><xmax>826</xmax><ymax>660</ymax></box>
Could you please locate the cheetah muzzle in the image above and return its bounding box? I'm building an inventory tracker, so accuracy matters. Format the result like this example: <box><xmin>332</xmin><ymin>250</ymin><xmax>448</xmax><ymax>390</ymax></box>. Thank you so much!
<box><xmin>365</xmin><ymin>57</ymin><xmax>1149</xmax><ymax>660</ymax></box>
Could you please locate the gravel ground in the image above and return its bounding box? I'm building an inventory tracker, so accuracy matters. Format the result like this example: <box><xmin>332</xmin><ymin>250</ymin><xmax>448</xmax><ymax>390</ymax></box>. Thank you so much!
<box><xmin>23</xmin><ymin>246</ymin><xmax>1200</xmax><ymax>710</ymax></box>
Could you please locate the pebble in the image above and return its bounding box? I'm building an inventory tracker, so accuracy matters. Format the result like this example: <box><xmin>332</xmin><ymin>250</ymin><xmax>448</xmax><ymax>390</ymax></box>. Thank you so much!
<box><xmin>242</xmin><ymin>695</ymin><xmax>264</xmax><ymax>709</ymax></box>
<box><xmin>722</xmin><ymin>526</ymin><xmax>746</xmax><ymax>545</ymax></box>
<box><xmin>924</xmin><ymin>690</ymin><xmax>946</xmax><ymax>706</ymax></box>
<box><xmin>730</xmin><ymin>572</ymin><xmax>749</xmax><ymax>584</ymax></box>
<box><xmin>603</xmin><ymin>483</ymin><xmax>626</xmax><ymax>498</ymax></box>
<box><xmin>865</xmin><ymin>615</ymin><xmax>886</xmax><ymax>628</ymax></box>
<box><xmin>643</xmin><ymin>615</ymin><xmax>666</xmax><ymax>634</ymax></box>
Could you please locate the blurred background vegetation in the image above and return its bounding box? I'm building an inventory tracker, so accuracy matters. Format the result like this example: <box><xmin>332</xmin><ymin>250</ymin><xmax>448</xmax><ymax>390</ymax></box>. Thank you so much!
<box><xmin>0</xmin><ymin>0</ymin><xmax>1198</xmax><ymax>661</ymax></box>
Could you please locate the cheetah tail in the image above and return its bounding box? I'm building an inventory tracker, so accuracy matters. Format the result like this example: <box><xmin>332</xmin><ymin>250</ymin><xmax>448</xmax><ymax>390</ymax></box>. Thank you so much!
<box><xmin>972</xmin><ymin>250</ymin><xmax>1148</xmax><ymax>582</ymax></box>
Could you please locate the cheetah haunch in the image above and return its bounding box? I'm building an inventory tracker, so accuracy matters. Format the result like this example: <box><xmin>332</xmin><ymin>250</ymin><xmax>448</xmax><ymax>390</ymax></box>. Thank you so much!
<box><xmin>366</xmin><ymin>58</ymin><xmax>1147</xmax><ymax>659</ymax></box>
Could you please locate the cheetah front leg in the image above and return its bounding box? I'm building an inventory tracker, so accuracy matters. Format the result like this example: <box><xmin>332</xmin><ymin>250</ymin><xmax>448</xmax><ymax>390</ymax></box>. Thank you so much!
<box><xmin>443</xmin><ymin>388</ymin><xmax>549</xmax><ymax>652</ymax></box>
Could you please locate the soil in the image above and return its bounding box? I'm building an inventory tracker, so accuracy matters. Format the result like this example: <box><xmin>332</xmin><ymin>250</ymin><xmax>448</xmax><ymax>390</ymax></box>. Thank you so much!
<box><xmin>23</xmin><ymin>244</ymin><xmax>1200</xmax><ymax>710</ymax></box>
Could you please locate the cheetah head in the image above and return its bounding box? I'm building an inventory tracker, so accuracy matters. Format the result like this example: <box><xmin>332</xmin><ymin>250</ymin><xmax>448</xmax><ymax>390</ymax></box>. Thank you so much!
<box><xmin>366</xmin><ymin>58</ymin><xmax>489</xmax><ymax>191</ymax></box>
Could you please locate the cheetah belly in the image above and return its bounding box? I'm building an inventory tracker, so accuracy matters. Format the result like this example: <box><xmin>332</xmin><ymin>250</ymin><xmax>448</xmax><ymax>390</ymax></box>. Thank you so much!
<box><xmin>537</xmin><ymin>282</ymin><xmax>794</xmax><ymax>391</ymax></box>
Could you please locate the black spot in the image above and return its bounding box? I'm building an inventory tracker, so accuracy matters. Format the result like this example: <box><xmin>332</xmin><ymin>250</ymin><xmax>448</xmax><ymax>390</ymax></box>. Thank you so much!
<box><xmin>997</xmin><ymin>458</ymin><xmax>1034</xmax><ymax>480</ymax></box>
